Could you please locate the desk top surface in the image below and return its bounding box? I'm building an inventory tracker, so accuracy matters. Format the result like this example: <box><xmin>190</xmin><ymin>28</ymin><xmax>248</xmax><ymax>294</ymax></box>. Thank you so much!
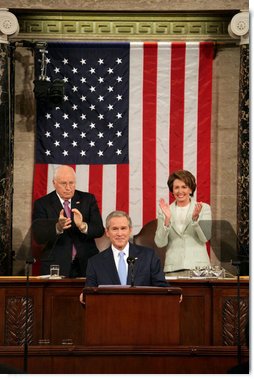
<box><xmin>0</xmin><ymin>276</ymin><xmax>249</xmax><ymax>286</ymax></box>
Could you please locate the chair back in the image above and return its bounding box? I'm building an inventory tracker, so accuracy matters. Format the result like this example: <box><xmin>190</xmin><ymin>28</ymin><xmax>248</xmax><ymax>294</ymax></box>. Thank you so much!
<box><xmin>133</xmin><ymin>219</ymin><xmax>167</xmax><ymax>267</ymax></box>
<box><xmin>95</xmin><ymin>233</ymin><xmax>111</xmax><ymax>252</ymax></box>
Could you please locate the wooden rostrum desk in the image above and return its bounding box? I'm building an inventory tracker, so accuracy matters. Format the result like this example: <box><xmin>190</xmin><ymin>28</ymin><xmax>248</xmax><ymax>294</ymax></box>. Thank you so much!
<box><xmin>0</xmin><ymin>276</ymin><xmax>249</xmax><ymax>374</ymax></box>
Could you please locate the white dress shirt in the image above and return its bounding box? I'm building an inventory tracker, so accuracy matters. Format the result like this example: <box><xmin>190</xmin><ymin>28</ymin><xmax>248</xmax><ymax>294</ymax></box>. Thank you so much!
<box><xmin>112</xmin><ymin>242</ymin><xmax>130</xmax><ymax>271</ymax></box>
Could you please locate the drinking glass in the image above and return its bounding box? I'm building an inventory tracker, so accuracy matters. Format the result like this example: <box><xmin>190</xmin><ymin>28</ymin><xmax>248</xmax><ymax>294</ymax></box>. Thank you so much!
<box><xmin>50</xmin><ymin>264</ymin><xmax>60</xmax><ymax>278</ymax></box>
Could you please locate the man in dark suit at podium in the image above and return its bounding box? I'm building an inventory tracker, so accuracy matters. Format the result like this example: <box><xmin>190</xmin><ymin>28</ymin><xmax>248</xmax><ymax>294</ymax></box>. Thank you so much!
<box><xmin>85</xmin><ymin>210</ymin><xmax>168</xmax><ymax>287</ymax></box>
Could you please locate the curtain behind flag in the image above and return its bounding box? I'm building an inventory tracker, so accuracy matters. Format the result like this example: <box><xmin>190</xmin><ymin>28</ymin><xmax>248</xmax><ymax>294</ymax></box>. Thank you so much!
<box><xmin>33</xmin><ymin>41</ymin><xmax>213</xmax><ymax>237</ymax></box>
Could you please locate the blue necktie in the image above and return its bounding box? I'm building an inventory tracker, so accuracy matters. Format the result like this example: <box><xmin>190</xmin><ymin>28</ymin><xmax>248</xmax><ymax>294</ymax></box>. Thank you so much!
<box><xmin>118</xmin><ymin>251</ymin><xmax>127</xmax><ymax>285</ymax></box>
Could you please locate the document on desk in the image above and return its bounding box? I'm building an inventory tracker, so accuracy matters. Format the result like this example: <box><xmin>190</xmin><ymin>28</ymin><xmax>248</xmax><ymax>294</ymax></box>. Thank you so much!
<box><xmin>98</xmin><ymin>285</ymin><xmax>130</xmax><ymax>288</ymax></box>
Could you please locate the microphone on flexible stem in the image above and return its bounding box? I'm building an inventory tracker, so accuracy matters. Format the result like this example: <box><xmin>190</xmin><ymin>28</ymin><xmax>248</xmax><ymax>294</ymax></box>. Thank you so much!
<box><xmin>127</xmin><ymin>256</ymin><xmax>137</xmax><ymax>287</ymax></box>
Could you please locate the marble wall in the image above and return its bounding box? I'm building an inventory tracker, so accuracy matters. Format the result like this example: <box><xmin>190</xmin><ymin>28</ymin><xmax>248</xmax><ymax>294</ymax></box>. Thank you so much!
<box><xmin>0</xmin><ymin>44</ymin><xmax>13</xmax><ymax>275</ymax></box>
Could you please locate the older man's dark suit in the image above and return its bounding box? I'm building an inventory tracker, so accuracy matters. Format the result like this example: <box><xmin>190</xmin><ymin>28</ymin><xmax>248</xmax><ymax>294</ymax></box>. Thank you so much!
<box><xmin>85</xmin><ymin>243</ymin><xmax>168</xmax><ymax>287</ymax></box>
<box><xmin>32</xmin><ymin>190</ymin><xmax>104</xmax><ymax>277</ymax></box>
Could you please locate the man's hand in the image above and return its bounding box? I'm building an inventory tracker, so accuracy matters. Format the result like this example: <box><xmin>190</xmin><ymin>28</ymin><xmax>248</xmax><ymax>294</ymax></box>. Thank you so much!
<box><xmin>79</xmin><ymin>292</ymin><xmax>85</xmax><ymax>305</ymax></box>
<box><xmin>72</xmin><ymin>208</ymin><xmax>88</xmax><ymax>232</ymax></box>
<box><xmin>56</xmin><ymin>209</ymin><xmax>72</xmax><ymax>232</ymax></box>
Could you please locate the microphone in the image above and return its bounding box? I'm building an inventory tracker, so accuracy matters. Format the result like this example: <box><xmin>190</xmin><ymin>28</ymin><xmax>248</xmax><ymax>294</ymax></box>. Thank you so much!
<box><xmin>127</xmin><ymin>256</ymin><xmax>136</xmax><ymax>265</ymax></box>
<box><xmin>127</xmin><ymin>256</ymin><xmax>138</xmax><ymax>287</ymax></box>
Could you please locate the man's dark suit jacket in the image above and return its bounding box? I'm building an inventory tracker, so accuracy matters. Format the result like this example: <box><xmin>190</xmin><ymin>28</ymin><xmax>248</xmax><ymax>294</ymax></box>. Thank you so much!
<box><xmin>32</xmin><ymin>190</ymin><xmax>104</xmax><ymax>277</ymax></box>
<box><xmin>85</xmin><ymin>243</ymin><xmax>168</xmax><ymax>287</ymax></box>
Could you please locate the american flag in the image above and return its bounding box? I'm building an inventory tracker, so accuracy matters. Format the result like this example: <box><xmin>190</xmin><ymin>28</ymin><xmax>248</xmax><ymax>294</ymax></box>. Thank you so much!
<box><xmin>33</xmin><ymin>41</ymin><xmax>214</xmax><ymax>234</ymax></box>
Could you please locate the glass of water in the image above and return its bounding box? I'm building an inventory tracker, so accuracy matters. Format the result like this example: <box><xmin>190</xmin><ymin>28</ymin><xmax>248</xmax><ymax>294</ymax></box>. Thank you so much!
<box><xmin>49</xmin><ymin>264</ymin><xmax>60</xmax><ymax>279</ymax></box>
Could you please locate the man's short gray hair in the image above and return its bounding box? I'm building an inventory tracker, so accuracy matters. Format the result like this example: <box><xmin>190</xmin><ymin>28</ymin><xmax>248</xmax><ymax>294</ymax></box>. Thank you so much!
<box><xmin>105</xmin><ymin>210</ymin><xmax>132</xmax><ymax>229</ymax></box>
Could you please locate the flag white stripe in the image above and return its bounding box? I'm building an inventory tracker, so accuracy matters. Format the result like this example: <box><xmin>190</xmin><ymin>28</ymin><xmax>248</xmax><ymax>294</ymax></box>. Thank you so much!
<box><xmin>156</xmin><ymin>42</ymin><xmax>171</xmax><ymax>206</ymax></box>
<box><xmin>101</xmin><ymin>165</ymin><xmax>117</xmax><ymax>226</ymax></box>
<box><xmin>47</xmin><ymin>164</ymin><xmax>58</xmax><ymax>193</ymax></box>
<box><xmin>76</xmin><ymin>165</ymin><xmax>89</xmax><ymax>192</ymax></box>
<box><xmin>129</xmin><ymin>42</ymin><xmax>144</xmax><ymax>234</ymax></box>
<box><xmin>183</xmin><ymin>43</ymin><xmax>199</xmax><ymax>202</ymax></box>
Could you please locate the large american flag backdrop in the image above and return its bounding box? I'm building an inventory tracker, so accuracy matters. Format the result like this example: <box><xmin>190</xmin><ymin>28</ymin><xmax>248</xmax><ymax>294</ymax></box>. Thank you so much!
<box><xmin>33</xmin><ymin>41</ymin><xmax>214</xmax><ymax>235</ymax></box>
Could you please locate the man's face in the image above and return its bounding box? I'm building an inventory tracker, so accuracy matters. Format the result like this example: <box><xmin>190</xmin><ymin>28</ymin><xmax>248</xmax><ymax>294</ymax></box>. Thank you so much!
<box><xmin>106</xmin><ymin>216</ymin><xmax>132</xmax><ymax>250</ymax></box>
<box><xmin>53</xmin><ymin>168</ymin><xmax>76</xmax><ymax>200</ymax></box>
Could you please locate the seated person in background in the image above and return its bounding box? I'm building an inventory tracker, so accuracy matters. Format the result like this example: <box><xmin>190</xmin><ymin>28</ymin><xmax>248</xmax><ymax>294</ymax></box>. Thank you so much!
<box><xmin>85</xmin><ymin>210</ymin><xmax>168</xmax><ymax>287</ymax></box>
<box><xmin>32</xmin><ymin>165</ymin><xmax>104</xmax><ymax>278</ymax></box>
<box><xmin>154</xmin><ymin>170</ymin><xmax>211</xmax><ymax>275</ymax></box>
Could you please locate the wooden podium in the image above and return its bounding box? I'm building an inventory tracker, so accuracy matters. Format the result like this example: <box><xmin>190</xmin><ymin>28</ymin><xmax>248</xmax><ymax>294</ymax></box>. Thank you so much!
<box><xmin>83</xmin><ymin>286</ymin><xmax>182</xmax><ymax>346</ymax></box>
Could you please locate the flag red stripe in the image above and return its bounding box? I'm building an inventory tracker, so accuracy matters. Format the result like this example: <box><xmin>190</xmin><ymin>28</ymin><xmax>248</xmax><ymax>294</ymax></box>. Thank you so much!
<box><xmin>169</xmin><ymin>42</ymin><xmax>186</xmax><ymax>172</ymax></box>
<box><xmin>32</xmin><ymin>164</ymin><xmax>49</xmax><ymax>202</ymax></box>
<box><xmin>196</xmin><ymin>42</ymin><xmax>213</xmax><ymax>203</ymax></box>
<box><xmin>69</xmin><ymin>164</ymin><xmax>76</xmax><ymax>172</ymax></box>
<box><xmin>116</xmin><ymin>164</ymin><xmax>129</xmax><ymax>213</ymax></box>
<box><xmin>88</xmin><ymin>165</ymin><xmax>103</xmax><ymax>213</ymax></box>
<box><xmin>169</xmin><ymin>42</ymin><xmax>186</xmax><ymax>202</ymax></box>
<box><xmin>142</xmin><ymin>42</ymin><xmax>158</xmax><ymax>225</ymax></box>
<box><xmin>32</xmin><ymin>164</ymin><xmax>49</xmax><ymax>275</ymax></box>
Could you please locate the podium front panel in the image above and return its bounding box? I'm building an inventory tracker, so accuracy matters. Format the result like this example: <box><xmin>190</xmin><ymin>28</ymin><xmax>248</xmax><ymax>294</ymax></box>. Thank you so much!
<box><xmin>83</xmin><ymin>286</ymin><xmax>182</xmax><ymax>346</ymax></box>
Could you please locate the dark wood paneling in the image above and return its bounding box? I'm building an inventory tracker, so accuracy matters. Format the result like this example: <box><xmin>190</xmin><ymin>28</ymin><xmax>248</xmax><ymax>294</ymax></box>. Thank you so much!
<box><xmin>0</xmin><ymin>286</ymin><xmax>44</xmax><ymax>345</ymax></box>
<box><xmin>83</xmin><ymin>287</ymin><xmax>181</xmax><ymax>346</ymax></box>
<box><xmin>43</xmin><ymin>286</ymin><xmax>85</xmax><ymax>345</ymax></box>
<box><xmin>0</xmin><ymin>277</ymin><xmax>249</xmax><ymax>347</ymax></box>
<box><xmin>179</xmin><ymin>285</ymin><xmax>212</xmax><ymax>345</ymax></box>
<box><xmin>212</xmin><ymin>284</ymin><xmax>249</xmax><ymax>345</ymax></box>
<box><xmin>0</xmin><ymin>276</ymin><xmax>249</xmax><ymax>374</ymax></box>
<box><xmin>0</xmin><ymin>345</ymin><xmax>249</xmax><ymax>374</ymax></box>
